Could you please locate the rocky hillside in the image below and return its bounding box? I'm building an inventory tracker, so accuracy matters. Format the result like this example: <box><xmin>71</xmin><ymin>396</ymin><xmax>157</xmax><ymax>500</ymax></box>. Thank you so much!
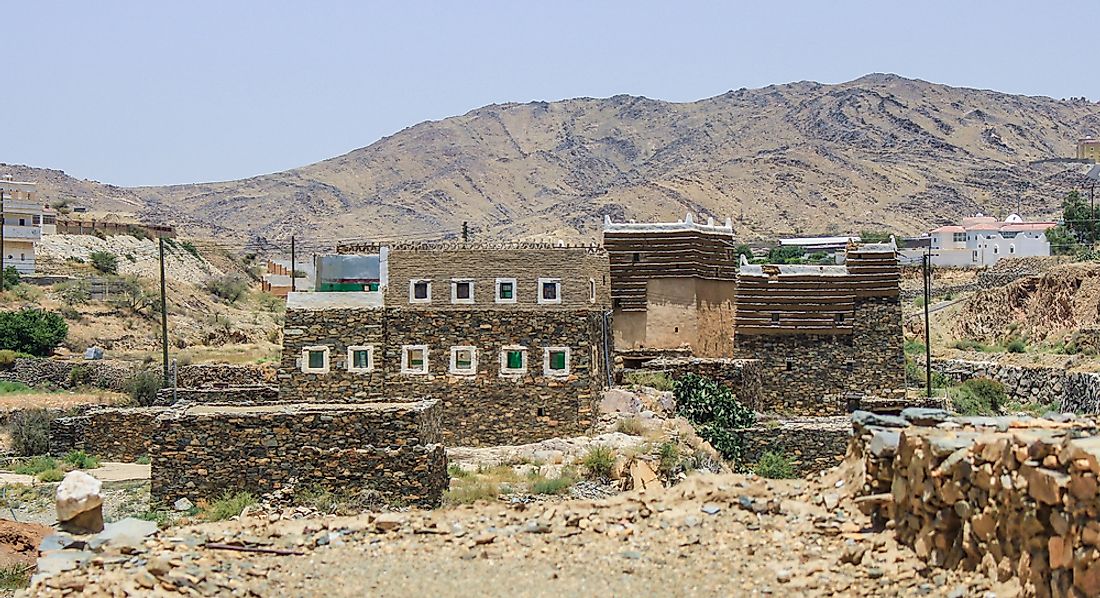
<box><xmin>7</xmin><ymin>73</ymin><xmax>1100</xmax><ymax>245</ymax></box>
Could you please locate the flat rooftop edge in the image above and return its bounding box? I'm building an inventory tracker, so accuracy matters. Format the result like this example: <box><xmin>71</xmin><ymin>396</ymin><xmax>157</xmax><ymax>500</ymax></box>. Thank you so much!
<box><xmin>286</xmin><ymin>291</ymin><xmax>384</xmax><ymax>310</ymax></box>
<box><xmin>182</xmin><ymin>399</ymin><xmax>437</xmax><ymax>416</ymax></box>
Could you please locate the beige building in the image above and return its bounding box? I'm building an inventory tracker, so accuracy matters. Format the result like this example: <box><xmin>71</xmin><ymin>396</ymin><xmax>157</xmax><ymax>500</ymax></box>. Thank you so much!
<box><xmin>1078</xmin><ymin>138</ymin><xmax>1100</xmax><ymax>161</ymax></box>
<box><xmin>1</xmin><ymin>177</ymin><xmax>43</xmax><ymax>275</ymax></box>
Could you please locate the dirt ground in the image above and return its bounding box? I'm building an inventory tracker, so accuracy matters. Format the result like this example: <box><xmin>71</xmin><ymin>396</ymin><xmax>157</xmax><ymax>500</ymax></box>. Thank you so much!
<box><xmin>0</xmin><ymin>392</ymin><xmax>122</xmax><ymax>411</ymax></box>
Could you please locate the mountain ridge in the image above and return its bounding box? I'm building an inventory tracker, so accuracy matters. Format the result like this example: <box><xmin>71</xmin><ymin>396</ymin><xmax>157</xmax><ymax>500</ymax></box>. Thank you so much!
<box><xmin>5</xmin><ymin>74</ymin><xmax>1099</xmax><ymax>247</ymax></box>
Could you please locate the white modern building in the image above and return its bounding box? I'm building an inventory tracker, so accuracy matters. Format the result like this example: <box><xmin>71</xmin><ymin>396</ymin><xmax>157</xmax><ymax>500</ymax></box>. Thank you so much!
<box><xmin>1</xmin><ymin>177</ymin><xmax>43</xmax><ymax>275</ymax></box>
<box><xmin>903</xmin><ymin>213</ymin><xmax>1056</xmax><ymax>267</ymax></box>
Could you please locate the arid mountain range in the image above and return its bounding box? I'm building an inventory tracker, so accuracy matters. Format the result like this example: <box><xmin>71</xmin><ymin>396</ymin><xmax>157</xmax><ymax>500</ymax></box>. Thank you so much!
<box><xmin>6</xmin><ymin>73</ymin><xmax>1100</xmax><ymax>248</ymax></box>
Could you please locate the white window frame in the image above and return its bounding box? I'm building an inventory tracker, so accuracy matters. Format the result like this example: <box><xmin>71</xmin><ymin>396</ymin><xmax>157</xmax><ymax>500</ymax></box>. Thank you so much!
<box><xmin>409</xmin><ymin>279</ymin><xmax>432</xmax><ymax>304</ymax></box>
<box><xmin>543</xmin><ymin>346</ymin><xmax>571</xmax><ymax>377</ymax></box>
<box><xmin>537</xmin><ymin>278</ymin><xmax>561</xmax><ymax>304</ymax></box>
<box><xmin>451</xmin><ymin>279</ymin><xmax>475</xmax><ymax>304</ymax></box>
<box><xmin>300</xmin><ymin>345</ymin><xmax>330</xmax><ymax>374</ymax></box>
<box><xmin>346</xmin><ymin>345</ymin><xmax>375</xmax><ymax>373</ymax></box>
<box><xmin>449</xmin><ymin>346</ymin><xmax>478</xmax><ymax>375</ymax></box>
<box><xmin>495</xmin><ymin>278</ymin><xmax>517</xmax><ymax>304</ymax></box>
<box><xmin>499</xmin><ymin>345</ymin><xmax>528</xmax><ymax>376</ymax></box>
<box><xmin>401</xmin><ymin>345</ymin><xmax>429</xmax><ymax>375</ymax></box>
<box><xmin>588</xmin><ymin>278</ymin><xmax>597</xmax><ymax>303</ymax></box>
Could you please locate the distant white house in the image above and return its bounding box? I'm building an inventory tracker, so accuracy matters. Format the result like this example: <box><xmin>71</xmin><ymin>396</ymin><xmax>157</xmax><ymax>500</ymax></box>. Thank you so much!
<box><xmin>0</xmin><ymin>177</ymin><xmax>44</xmax><ymax>275</ymax></box>
<box><xmin>901</xmin><ymin>213</ymin><xmax>1056</xmax><ymax>267</ymax></box>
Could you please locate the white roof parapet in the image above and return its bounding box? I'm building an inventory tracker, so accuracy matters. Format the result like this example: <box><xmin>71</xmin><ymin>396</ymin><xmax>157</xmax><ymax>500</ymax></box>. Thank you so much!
<box><xmin>603</xmin><ymin>215</ymin><xmax>735</xmax><ymax>235</ymax></box>
<box><xmin>286</xmin><ymin>291</ymin><xmax>384</xmax><ymax>310</ymax></box>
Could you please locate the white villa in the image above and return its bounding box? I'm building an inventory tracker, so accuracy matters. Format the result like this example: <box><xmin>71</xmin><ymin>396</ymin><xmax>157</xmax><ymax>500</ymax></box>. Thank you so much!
<box><xmin>910</xmin><ymin>213</ymin><xmax>1056</xmax><ymax>267</ymax></box>
<box><xmin>1</xmin><ymin>177</ymin><xmax>44</xmax><ymax>275</ymax></box>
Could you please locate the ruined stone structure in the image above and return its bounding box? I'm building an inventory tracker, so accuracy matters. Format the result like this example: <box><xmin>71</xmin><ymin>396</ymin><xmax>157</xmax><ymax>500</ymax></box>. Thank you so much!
<box><xmin>279</xmin><ymin>243</ymin><xmax>613</xmax><ymax>445</ymax></box>
<box><xmin>603</xmin><ymin>215</ymin><xmax>737</xmax><ymax>357</ymax></box>
<box><xmin>738</xmin><ymin>416</ymin><xmax>850</xmax><ymax>474</ymax></box>
<box><xmin>851</xmin><ymin>409</ymin><xmax>1100</xmax><ymax>596</ymax></box>
<box><xmin>732</xmin><ymin>242</ymin><xmax>904</xmax><ymax>414</ymax></box>
<box><xmin>150</xmin><ymin>400</ymin><xmax>447</xmax><ymax>507</ymax></box>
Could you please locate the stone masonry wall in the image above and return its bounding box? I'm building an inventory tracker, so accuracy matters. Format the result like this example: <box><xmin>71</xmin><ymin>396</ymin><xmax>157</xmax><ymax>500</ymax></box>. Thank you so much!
<box><xmin>152</xmin><ymin>386</ymin><xmax>280</xmax><ymax>406</ymax></box>
<box><xmin>850</xmin><ymin>409</ymin><xmax>1100</xmax><ymax>596</ymax></box>
<box><xmin>150</xmin><ymin>401</ymin><xmax>446</xmax><ymax>507</ymax></box>
<box><xmin>737</xmin><ymin>416</ymin><xmax>850</xmax><ymax>475</ymax></box>
<box><xmin>175</xmin><ymin>364</ymin><xmax>276</xmax><ymax>388</ymax></box>
<box><xmin>279</xmin><ymin>306</ymin><xmax>609</xmax><ymax>446</ymax></box>
<box><xmin>933</xmin><ymin>358</ymin><xmax>1100</xmax><ymax>415</ymax></box>
<box><xmin>733</xmin><ymin>297</ymin><xmax>904</xmax><ymax>415</ymax></box>
<box><xmin>50</xmin><ymin>407</ymin><xmax>169</xmax><ymax>461</ymax></box>
<box><xmin>638</xmin><ymin>357</ymin><xmax>762</xmax><ymax>410</ymax></box>
<box><xmin>0</xmin><ymin>358</ymin><xmax>136</xmax><ymax>391</ymax></box>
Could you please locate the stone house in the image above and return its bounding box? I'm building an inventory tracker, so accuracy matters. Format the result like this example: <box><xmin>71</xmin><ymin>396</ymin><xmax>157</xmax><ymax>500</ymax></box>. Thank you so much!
<box><xmin>603</xmin><ymin>214</ymin><xmax>738</xmax><ymax>358</ymax></box>
<box><xmin>731</xmin><ymin>241</ymin><xmax>904</xmax><ymax>414</ymax></box>
<box><xmin>279</xmin><ymin>242</ymin><xmax>613</xmax><ymax>445</ymax></box>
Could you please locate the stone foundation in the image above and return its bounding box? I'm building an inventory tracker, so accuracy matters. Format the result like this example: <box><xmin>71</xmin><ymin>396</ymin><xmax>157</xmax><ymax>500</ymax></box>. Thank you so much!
<box><xmin>851</xmin><ymin>409</ymin><xmax>1100</xmax><ymax>596</ymax></box>
<box><xmin>49</xmin><ymin>407</ymin><xmax>168</xmax><ymax>461</ymax></box>
<box><xmin>150</xmin><ymin>401</ymin><xmax>447</xmax><ymax>507</ymax></box>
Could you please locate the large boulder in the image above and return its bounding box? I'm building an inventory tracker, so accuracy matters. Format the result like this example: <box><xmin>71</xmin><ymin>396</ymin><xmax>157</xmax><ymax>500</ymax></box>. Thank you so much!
<box><xmin>56</xmin><ymin>471</ymin><xmax>104</xmax><ymax>534</ymax></box>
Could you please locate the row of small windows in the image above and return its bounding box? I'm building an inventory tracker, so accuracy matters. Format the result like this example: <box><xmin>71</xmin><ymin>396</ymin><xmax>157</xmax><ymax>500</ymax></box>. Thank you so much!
<box><xmin>409</xmin><ymin>278</ymin><xmax>597</xmax><ymax>304</ymax></box>
<box><xmin>300</xmin><ymin>345</ymin><xmax>571</xmax><ymax>377</ymax></box>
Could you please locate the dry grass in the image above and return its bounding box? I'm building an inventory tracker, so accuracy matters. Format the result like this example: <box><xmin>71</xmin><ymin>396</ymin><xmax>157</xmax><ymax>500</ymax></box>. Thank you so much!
<box><xmin>615</xmin><ymin>416</ymin><xmax>648</xmax><ymax>436</ymax></box>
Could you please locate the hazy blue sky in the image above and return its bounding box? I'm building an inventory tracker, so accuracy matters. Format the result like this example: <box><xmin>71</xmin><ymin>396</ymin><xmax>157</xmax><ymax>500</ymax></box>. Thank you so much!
<box><xmin>2</xmin><ymin>1</ymin><xmax>1089</xmax><ymax>186</ymax></box>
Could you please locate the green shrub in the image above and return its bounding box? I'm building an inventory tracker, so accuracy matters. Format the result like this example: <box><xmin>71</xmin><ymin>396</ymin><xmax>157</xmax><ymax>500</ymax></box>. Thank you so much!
<box><xmin>754</xmin><ymin>451</ymin><xmax>796</xmax><ymax>479</ymax></box>
<box><xmin>11</xmin><ymin>284</ymin><xmax>42</xmax><ymax>302</ymax></box>
<box><xmin>951</xmin><ymin>378</ymin><xmax>1007</xmax><ymax>416</ymax></box>
<box><xmin>135</xmin><ymin>455</ymin><xmax>151</xmax><ymax>465</ymax></box>
<box><xmin>204</xmin><ymin>491</ymin><xmax>255</xmax><ymax>521</ymax></box>
<box><xmin>443</xmin><ymin>480</ymin><xmax>499</xmax><ymax>505</ymax></box>
<box><xmin>12</xmin><ymin>456</ymin><xmax>58</xmax><ymax>475</ymax></box>
<box><xmin>179</xmin><ymin>241</ymin><xmax>201</xmax><ymax>259</ymax></box>
<box><xmin>89</xmin><ymin>251</ymin><xmax>118</xmax><ymax>274</ymax></box>
<box><xmin>0</xmin><ymin>309</ymin><xmax>68</xmax><ymax>356</ymax></box>
<box><xmin>9</xmin><ymin>409</ymin><xmax>51</xmax><ymax>457</ymax></box>
<box><xmin>622</xmin><ymin>370</ymin><xmax>674</xmax><ymax>391</ymax></box>
<box><xmin>674</xmin><ymin>374</ymin><xmax>756</xmax><ymax>463</ymax></box>
<box><xmin>68</xmin><ymin>365</ymin><xmax>92</xmax><ymax>387</ymax></box>
<box><xmin>581</xmin><ymin>445</ymin><xmax>615</xmax><ymax>480</ymax></box>
<box><xmin>37</xmin><ymin>469</ymin><xmax>64</xmax><ymax>483</ymax></box>
<box><xmin>125</xmin><ymin>370</ymin><xmax>163</xmax><ymax>406</ymax></box>
<box><xmin>0</xmin><ymin>563</ymin><xmax>30</xmax><ymax>589</ymax></box>
<box><xmin>0</xmin><ymin>350</ymin><xmax>31</xmax><ymax>369</ymax></box>
<box><xmin>657</xmin><ymin>441</ymin><xmax>681</xmax><ymax>476</ymax></box>
<box><xmin>954</xmin><ymin>338</ymin><xmax>994</xmax><ymax>352</ymax></box>
<box><xmin>55</xmin><ymin>280</ymin><xmax>91</xmax><ymax>306</ymax></box>
<box><xmin>904</xmin><ymin>339</ymin><xmax>927</xmax><ymax>356</ymax></box>
<box><xmin>137</xmin><ymin>509</ymin><xmax>171</xmax><ymax>527</ymax></box>
<box><xmin>1</xmin><ymin>266</ymin><xmax>19</xmax><ymax>290</ymax></box>
<box><xmin>1006</xmin><ymin>338</ymin><xmax>1027</xmax><ymax>354</ymax></box>
<box><xmin>531</xmin><ymin>475</ymin><xmax>574</xmax><ymax>495</ymax></box>
<box><xmin>0</xmin><ymin>381</ymin><xmax>30</xmax><ymax>393</ymax></box>
<box><xmin>205</xmin><ymin>275</ymin><xmax>250</xmax><ymax>303</ymax></box>
<box><xmin>63</xmin><ymin>451</ymin><xmax>100</xmax><ymax>470</ymax></box>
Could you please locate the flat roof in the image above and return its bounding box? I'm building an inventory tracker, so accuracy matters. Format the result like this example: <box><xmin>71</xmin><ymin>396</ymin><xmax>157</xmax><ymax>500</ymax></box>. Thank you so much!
<box><xmin>185</xmin><ymin>400</ymin><xmax>434</xmax><ymax>416</ymax></box>
<box><xmin>286</xmin><ymin>291</ymin><xmax>384</xmax><ymax>310</ymax></box>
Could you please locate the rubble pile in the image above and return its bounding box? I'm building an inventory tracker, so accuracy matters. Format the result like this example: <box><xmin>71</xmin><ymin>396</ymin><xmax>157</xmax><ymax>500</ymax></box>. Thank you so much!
<box><xmin>852</xmin><ymin>408</ymin><xmax>1100</xmax><ymax>596</ymax></box>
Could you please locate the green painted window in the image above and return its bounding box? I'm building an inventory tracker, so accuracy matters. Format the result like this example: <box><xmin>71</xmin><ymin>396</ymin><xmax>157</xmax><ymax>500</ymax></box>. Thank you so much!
<box><xmin>499</xmin><ymin>282</ymin><xmax>513</xmax><ymax>300</ymax></box>
<box><xmin>408</xmin><ymin>348</ymin><xmax>425</xmax><ymax>368</ymax></box>
<box><xmin>549</xmin><ymin>350</ymin><xmax>567</xmax><ymax>371</ymax></box>
<box><xmin>506</xmin><ymin>350</ymin><xmax>524</xmax><ymax>370</ymax></box>
<box><xmin>352</xmin><ymin>349</ymin><xmax>371</xmax><ymax>369</ymax></box>
<box><xmin>455</xmin><ymin>349</ymin><xmax>473</xmax><ymax>369</ymax></box>
<box><xmin>307</xmin><ymin>350</ymin><xmax>325</xmax><ymax>369</ymax></box>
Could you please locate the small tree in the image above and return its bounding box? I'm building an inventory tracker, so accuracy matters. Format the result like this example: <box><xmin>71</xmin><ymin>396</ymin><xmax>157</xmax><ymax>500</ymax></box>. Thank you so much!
<box><xmin>10</xmin><ymin>409</ymin><xmax>51</xmax><ymax>456</ymax></box>
<box><xmin>55</xmin><ymin>280</ymin><xmax>91</xmax><ymax>306</ymax></box>
<box><xmin>859</xmin><ymin>230</ymin><xmax>893</xmax><ymax>244</ymax></box>
<box><xmin>205</xmin><ymin>275</ymin><xmax>250</xmax><ymax>304</ymax></box>
<box><xmin>674</xmin><ymin>374</ymin><xmax>756</xmax><ymax>463</ymax></box>
<box><xmin>89</xmin><ymin>251</ymin><xmax>118</xmax><ymax>274</ymax></box>
<box><xmin>126</xmin><ymin>370</ymin><xmax>163</xmax><ymax>406</ymax></box>
<box><xmin>0</xmin><ymin>309</ymin><xmax>68</xmax><ymax>356</ymax></box>
<box><xmin>1</xmin><ymin>266</ymin><xmax>19</xmax><ymax>290</ymax></box>
<box><xmin>767</xmin><ymin>246</ymin><xmax>805</xmax><ymax>264</ymax></box>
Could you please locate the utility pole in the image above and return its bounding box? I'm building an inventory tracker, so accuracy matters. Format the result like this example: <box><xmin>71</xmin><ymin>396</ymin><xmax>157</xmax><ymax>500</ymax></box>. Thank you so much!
<box><xmin>0</xmin><ymin>187</ymin><xmax>5</xmax><ymax>293</ymax></box>
<box><xmin>462</xmin><ymin>221</ymin><xmax>469</xmax><ymax>242</ymax></box>
<box><xmin>923</xmin><ymin>251</ymin><xmax>932</xmax><ymax>398</ymax></box>
<box><xmin>1091</xmin><ymin>182</ymin><xmax>1097</xmax><ymax>250</ymax></box>
<box><xmin>158</xmin><ymin>237</ymin><xmax>169</xmax><ymax>387</ymax></box>
<box><xmin>290</xmin><ymin>235</ymin><xmax>296</xmax><ymax>292</ymax></box>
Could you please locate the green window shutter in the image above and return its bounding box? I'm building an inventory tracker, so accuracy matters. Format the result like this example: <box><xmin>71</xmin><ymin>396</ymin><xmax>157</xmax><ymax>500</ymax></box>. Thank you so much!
<box><xmin>353</xmin><ymin>350</ymin><xmax>369</xmax><ymax>369</ymax></box>
<box><xmin>550</xmin><ymin>350</ymin><xmax>566</xmax><ymax>370</ymax></box>
<box><xmin>308</xmin><ymin>350</ymin><xmax>324</xmax><ymax>369</ymax></box>
<box><xmin>500</xmin><ymin>283</ymin><xmax>513</xmax><ymax>299</ymax></box>
<box><xmin>507</xmin><ymin>350</ymin><xmax>523</xmax><ymax>369</ymax></box>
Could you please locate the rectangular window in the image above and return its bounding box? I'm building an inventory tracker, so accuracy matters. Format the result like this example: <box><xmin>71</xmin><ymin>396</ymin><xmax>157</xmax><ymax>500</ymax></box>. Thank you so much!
<box><xmin>401</xmin><ymin>345</ymin><xmax>429</xmax><ymax>374</ymax></box>
<box><xmin>589</xmin><ymin>278</ymin><xmax>596</xmax><ymax>303</ymax></box>
<box><xmin>451</xmin><ymin>279</ymin><xmax>474</xmax><ymax>304</ymax></box>
<box><xmin>952</xmin><ymin>232</ymin><xmax>966</xmax><ymax>243</ymax></box>
<box><xmin>449</xmin><ymin>346</ymin><xmax>477</xmax><ymax>375</ymax></box>
<box><xmin>347</xmin><ymin>345</ymin><xmax>374</xmax><ymax>372</ymax></box>
<box><xmin>495</xmin><ymin>278</ymin><xmax>517</xmax><ymax>303</ymax></box>
<box><xmin>409</xmin><ymin>280</ymin><xmax>431</xmax><ymax>303</ymax></box>
<box><xmin>301</xmin><ymin>346</ymin><xmax>330</xmax><ymax>373</ymax></box>
<box><xmin>501</xmin><ymin>346</ymin><xmax>527</xmax><ymax>375</ymax></box>
<box><xmin>538</xmin><ymin>278</ymin><xmax>561</xmax><ymax>304</ymax></box>
<box><xmin>544</xmin><ymin>347</ymin><xmax>570</xmax><ymax>377</ymax></box>
<box><xmin>308</xmin><ymin>350</ymin><xmax>325</xmax><ymax>369</ymax></box>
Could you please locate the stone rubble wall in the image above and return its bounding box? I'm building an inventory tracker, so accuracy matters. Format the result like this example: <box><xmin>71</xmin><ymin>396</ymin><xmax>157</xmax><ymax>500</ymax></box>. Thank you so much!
<box><xmin>49</xmin><ymin>407</ymin><xmax>170</xmax><ymax>461</ymax></box>
<box><xmin>850</xmin><ymin>408</ymin><xmax>1100</xmax><ymax>596</ymax></box>
<box><xmin>736</xmin><ymin>416</ymin><xmax>850</xmax><ymax>474</ymax></box>
<box><xmin>152</xmin><ymin>386</ymin><xmax>280</xmax><ymax>406</ymax></box>
<box><xmin>0</xmin><ymin>358</ymin><xmax>137</xmax><ymax>391</ymax></box>
<box><xmin>933</xmin><ymin>358</ymin><xmax>1100</xmax><ymax>414</ymax></box>
<box><xmin>635</xmin><ymin>357</ymin><xmax>762</xmax><ymax>410</ymax></box>
<box><xmin>150</xmin><ymin>400</ymin><xmax>446</xmax><ymax>507</ymax></box>
<box><xmin>174</xmin><ymin>364</ymin><xmax>276</xmax><ymax>388</ymax></box>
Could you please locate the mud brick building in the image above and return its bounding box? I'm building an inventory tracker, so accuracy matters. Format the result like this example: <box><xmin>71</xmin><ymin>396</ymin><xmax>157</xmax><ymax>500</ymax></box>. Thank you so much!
<box><xmin>603</xmin><ymin>215</ymin><xmax>738</xmax><ymax>357</ymax></box>
<box><xmin>279</xmin><ymin>242</ymin><xmax>613</xmax><ymax>445</ymax></box>
<box><xmin>731</xmin><ymin>241</ymin><xmax>904</xmax><ymax>414</ymax></box>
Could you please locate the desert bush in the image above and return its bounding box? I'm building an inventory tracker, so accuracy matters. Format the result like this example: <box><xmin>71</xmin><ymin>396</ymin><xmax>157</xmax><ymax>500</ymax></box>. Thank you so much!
<box><xmin>953</xmin><ymin>338</ymin><xmax>994</xmax><ymax>352</ymax></box>
<box><xmin>0</xmin><ymin>350</ymin><xmax>30</xmax><ymax>369</ymax></box>
<box><xmin>754</xmin><ymin>451</ymin><xmax>796</xmax><ymax>479</ymax></box>
<box><xmin>125</xmin><ymin>370</ymin><xmax>163</xmax><ymax>406</ymax></box>
<box><xmin>204</xmin><ymin>491</ymin><xmax>255</xmax><ymax>521</ymax></box>
<box><xmin>0</xmin><ymin>309</ymin><xmax>68</xmax><ymax>356</ymax></box>
<box><xmin>622</xmin><ymin>370</ymin><xmax>674</xmax><ymax>391</ymax></box>
<box><xmin>951</xmin><ymin>377</ymin><xmax>1007</xmax><ymax>416</ymax></box>
<box><xmin>257</xmin><ymin>292</ymin><xmax>285</xmax><ymax>314</ymax></box>
<box><xmin>12</xmin><ymin>456</ymin><xmax>58</xmax><ymax>475</ymax></box>
<box><xmin>443</xmin><ymin>479</ymin><xmax>500</xmax><ymax>505</ymax></box>
<box><xmin>581</xmin><ymin>445</ymin><xmax>615</xmax><ymax>480</ymax></box>
<box><xmin>63</xmin><ymin>450</ymin><xmax>100</xmax><ymax>470</ymax></box>
<box><xmin>657</xmin><ymin>441</ymin><xmax>681</xmax><ymax>476</ymax></box>
<box><xmin>9</xmin><ymin>409</ymin><xmax>51</xmax><ymax>457</ymax></box>
<box><xmin>1006</xmin><ymin>338</ymin><xmax>1027</xmax><ymax>354</ymax></box>
<box><xmin>11</xmin><ymin>284</ymin><xmax>42</xmax><ymax>302</ymax></box>
<box><xmin>1</xmin><ymin>267</ymin><xmax>19</xmax><ymax>290</ymax></box>
<box><xmin>205</xmin><ymin>275</ymin><xmax>250</xmax><ymax>304</ymax></box>
<box><xmin>135</xmin><ymin>455</ymin><xmax>151</xmax><ymax>465</ymax></box>
<box><xmin>615</xmin><ymin>416</ymin><xmax>647</xmax><ymax>436</ymax></box>
<box><xmin>109</xmin><ymin>276</ymin><xmax>158</xmax><ymax>317</ymax></box>
<box><xmin>68</xmin><ymin>365</ymin><xmax>92</xmax><ymax>387</ymax></box>
<box><xmin>0</xmin><ymin>381</ymin><xmax>30</xmax><ymax>393</ymax></box>
<box><xmin>89</xmin><ymin>251</ymin><xmax>118</xmax><ymax>274</ymax></box>
<box><xmin>0</xmin><ymin>563</ymin><xmax>30</xmax><ymax>590</ymax></box>
<box><xmin>55</xmin><ymin>280</ymin><xmax>91</xmax><ymax>306</ymax></box>
<box><xmin>531</xmin><ymin>474</ymin><xmax>575</xmax><ymax>495</ymax></box>
<box><xmin>36</xmin><ymin>469</ymin><xmax>64</xmax><ymax>482</ymax></box>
